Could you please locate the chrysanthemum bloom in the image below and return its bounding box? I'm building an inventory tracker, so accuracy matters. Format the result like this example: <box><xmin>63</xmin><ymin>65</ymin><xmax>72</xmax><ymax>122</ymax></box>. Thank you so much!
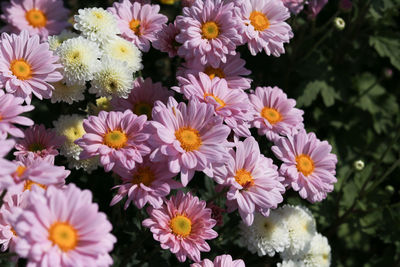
<box><xmin>272</xmin><ymin>130</ymin><xmax>337</xmax><ymax>203</ymax></box>
<box><xmin>56</xmin><ymin>36</ymin><xmax>101</xmax><ymax>86</ymax></box>
<box><xmin>282</xmin><ymin>0</ymin><xmax>305</xmax><ymax>14</ymax></box>
<box><xmin>214</xmin><ymin>137</ymin><xmax>285</xmax><ymax>226</ymax></box>
<box><xmin>0</xmin><ymin>0</ymin><xmax>69</xmax><ymax>41</ymax></box>
<box><xmin>278</xmin><ymin>205</ymin><xmax>317</xmax><ymax>258</ymax></box>
<box><xmin>0</xmin><ymin>91</ymin><xmax>34</xmax><ymax>138</ymax></box>
<box><xmin>181</xmin><ymin>0</ymin><xmax>196</xmax><ymax>7</ymax></box>
<box><xmin>74</xmin><ymin>8</ymin><xmax>120</xmax><ymax>45</ymax></box>
<box><xmin>10</xmin><ymin>183</ymin><xmax>116</xmax><ymax>267</ymax></box>
<box><xmin>102</xmin><ymin>36</ymin><xmax>143</xmax><ymax>72</ymax></box>
<box><xmin>111</xmin><ymin>77</ymin><xmax>173</xmax><ymax>119</ymax></box>
<box><xmin>177</xmin><ymin>53</ymin><xmax>252</xmax><ymax>90</ymax></box>
<box><xmin>240</xmin><ymin>211</ymin><xmax>289</xmax><ymax>257</ymax></box>
<box><xmin>236</xmin><ymin>0</ymin><xmax>293</xmax><ymax>56</ymax></box>
<box><xmin>48</xmin><ymin>30</ymin><xmax>79</xmax><ymax>51</ymax></box>
<box><xmin>68</xmin><ymin>157</ymin><xmax>100</xmax><ymax>174</ymax></box>
<box><xmin>191</xmin><ymin>254</ymin><xmax>245</xmax><ymax>267</ymax></box>
<box><xmin>111</xmin><ymin>156</ymin><xmax>181</xmax><ymax>209</ymax></box>
<box><xmin>176</xmin><ymin>73</ymin><xmax>253</xmax><ymax>137</ymax></box>
<box><xmin>14</xmin><ymin>124</ymin><xmax>65</xmax><ymax>161</ymax></box>
<box><xmin>307</xmin><ymin>0</ymin><xmax>328</xmax><ymax>18</ymax></box>
<box><xmin>87</xmin><ymin>97</ymin><xmax>113</xmax><ymax>115</ymax></box>
<box><xmin>108</xmin><ymin>0</ymin><xmax>168</xmax><ymax>52</ymax></box>
<box><xmin>50</xmin><ymin>80</ymin><xmax>86</xmax><ymax>104</ymax></box>
<box><xmin>53</xmin><ymin>114</ymin><xmax>86</xmax><ymax>159</ymax></box>
<box><xmin>152</xmin><ymin>22</ymin><xmax>180</xmax><ymax>58</ymax></box>
<box><xmin>75</xmin><ymin>110</ymin><xmax>151</xmax><ymax>172</ymax></box>
<box><xmin>176</xmin><ymin>0</ymin><xmax>242</xmax><ymax>68</ymax></box>
<box><xmin>149</xmin><ymin>98</ymin><xmax>231</xmax><ymax>186</ymax></box>
<box><xmin>0</xmin><ymin>138</ymin><xmax>18</xmax><ymax>190</ymax></box>
<box><xmin>206</xmin><ymin>201</ymin><xmax>225</xmax><ymax>226</ymax></box>
<box><xmin>0</xmin><ymin>31</ymin><xmax>63</xmax><ymax>104</ymax></box>
<box><xmin>249</xmin><ymin>86</ymin><xmax>304</xmax><ymax>142</ymax></box>
<box><xmin>142</xmin><ymin>191</ymin><xmax>218</xmax><ymax>262</ymax></box>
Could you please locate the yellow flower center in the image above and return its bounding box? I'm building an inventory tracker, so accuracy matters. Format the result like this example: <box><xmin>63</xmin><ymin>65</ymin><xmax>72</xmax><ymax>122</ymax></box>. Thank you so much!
<box><xmin>201</xmin><ymin>21</ymin><xmax>219</xmax><ymax>39</ymax></box>
<box><xmin>28</xmin><ymin>142</ymin><xmax>45</xmax><ymax>152</ymax></box>
<box><xmin>204</xmin><ymin>66</ymin><xmax>225</xmax><ymax>80</ymax></box>
<box><xmin>25</xmin><ymin>9</ymin><xmax>47</xmax><ymax>28</ymax></box>
<box><xmin>48</xmin><ymin>222</ymin><xmax>78</xmax><ymax>252</ymax></box>
<box><xmin>249</xmin><ymin>11</ymin><xmax>270</xmax><ymax>31</ymax></box>
<box><xmin>295</xmin><ymin>154</ymin><xmax>315</xmax><ymax>176</ymax></box>
<box><xmin>15</xmin><ymin>166</ymin><xmax>27</xmax><ymax>178</ymax></box>
<box><xmin>129</xmin><ymin>19</ymin><xmax>141</xmax><ymax>35</ymax></box>
<box><xmin>204</xmin><ymin>93</ymin><xmax>226</xmax><ymax>110</ymax></box>
<box><xmin>10</xmin><ymin>59</ymin><xmax>32</xmax><ymax>80</ymax></box>
<box><xmin>132</xmin><ymin>166</ymin><xmax>154</xmax><ymax>186</ymax></box>
<box><xmin>23</xmin><ymin>180</ymin><xmax>47</xmax><ymax>191</ymax></box>
<box><xmin>93</xmin><ymin>11</ymin><xmax>104</xmax><ymax>19</ymax></box>
<box><xmin>234</xmin><ymin>168</ymin><xmax>254</xmax><ymax>188</ymax></box>
<box><xmin>103</xmin><ymin>130</ymin><xmax>128</xmax><ymax>149</ymax></box>
<box><xmin>170</xmin><ymin>215</ymin><xmax>192</xmax><ymax>237</ymax></box>
<box><xmin>261</xmin><ymin>107</ymin><xmax>282</xmax><ymax>125</ymax></box>
<box><xmin>175</xmin><ymin>127</ymin><xmax>202</xmax><ymax>152</ymax></box>
<box><xmin>134</xmin><ymin>102</ymin><xmax>153</xmax><ymax>119</ymax></box>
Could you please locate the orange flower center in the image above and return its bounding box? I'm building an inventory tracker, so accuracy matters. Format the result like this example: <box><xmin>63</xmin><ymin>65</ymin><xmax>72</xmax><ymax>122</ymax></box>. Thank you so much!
<box><xmin>10</xmin><ymin>59</ymin><xmax>32</xmax><ymax>80</ymax></box>
<box><xmin>48</xmin><ymin>222</ymin><xmax>78</xmax><ymax>252</ymax></box>
<box><xmin>23</xmin><ymin>180</ymin><xmax>47</xmax><ymax>191</ymax></box>
<box><xmin>26</xmin><ymin>9</ymin><xmax>47</xmax><ymax>28</ymax></box>
<box><xmin>170</xmin><ymin>215</ymin><xmax>192</xmax><ymax>237</ymax></box>
<box><xmin>249</xmin><ymin>11</ymin><xmax>270</xmax><ymax>31</ymax></box>
<box><xmin>204</xmin><ymin>93</ymin><xmax>226</xmax><ymax>110</ymax></box>
<box><xmin>295</xmin><ymin>154</ymin><xmax>315</xmax><ymax>176</ymax></box>
<box><xmin>234</xmin><ymin>168</ymin><xmax>254</xmax><ymax>188</ymax></box>
<box><xmin>204</xmin><ymin>66</ymin><xmax>225</xmax><ymax>80</ymax></box>
<box><xmin>175</xmin><ymin>127</ymin><xmax>202</xmax><ymax>152</ymax></box>
<box><xmin>132</xmin><ymin>166</ymin><xmax>154</xmax><ymax>186</ymax></box>
<box><xmin>103</xmin><ymin>130</ymin><xmax>128</xmax><ymax>149</ymax></box>
<box><xmin>261</xmin><ymin>107</ymin><xmax>282</xmax><ymax>125</ymax></box>
<box><xmin>15</xmin><ymin>165</ymin><xmax>27</xmax><ymax>178</ymax></box>
<box><xmin>129</xmin><ymin>19</ymin><xmax>141</xmax><ymax>35</ymax></box>
<box><xmin>134</xmin><ymin>102</ymin><xmax>152</xmax><ymax>119</ymax></box>
<box><xmin>201</xmin><ymin>21</ymin><xmax>219</xmax><ymax>39</ymax></box>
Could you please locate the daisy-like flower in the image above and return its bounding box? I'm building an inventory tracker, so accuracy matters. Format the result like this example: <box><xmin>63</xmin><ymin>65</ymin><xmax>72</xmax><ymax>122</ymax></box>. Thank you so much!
<box><xmin>191</xmin><ymin>254</ymin><xmax>245</xmax><ymax>267</ymax></box>
<box><xmin>10</xmin><ymin>183</ymin><xmax>116</xmax><ymax>267</ymax></box>
<box><xmin>176</xmin><ymin>73</ymin><xmax>253</xmax><ymax>137</ymax></box>
<box><xmin>74</xmin><ymin>8</ymin><xmax>120</xmax><ymax>45</ymax></box>
<box><xmin>176</xmin><ymin>0</ymin><xmax>242</xmax><ymax>68</ymax></box>
<box><xmin>48</xmin><ymin>30</ymin><xmax>79</xmax><ymax>52</ymax></box>
<box><xmin>111</xmin><ymin>156</ymin><xmax>181</xmax><ymax>209</ymax></box>
<box><xmin>236</xmin><ymin>0</ymin><xmax>293</xmax><ymax>56</ymax></box>
<box><xmin>102</xmin><ymin>36</ymin><xmax>143</xmax><ymax>72</ymax></box>
<box><xmin>111</xmin><ymin>77</ymin><xmax>173</xmax><ymax>119</ymax></box>
<box><xmin>108</xmin><ymin>0</ymin><xmax>168</xmax><ymax>52</ymax></box>
<box><xmin>250</xmin><ymin>86</ymin><xmax>304</xmax><ymax>142</ymax></box>
<box><xmin>50</xmin><ymin>80</ymin><xmax>86</xmax><ymax>104</ymax></box>
<box><xmin>14</xmin><ymin>124</ymin><xmax>65</xmax><ymax>161</ymax></box>
<box><xmin>282</xmin><ymin>0</ymin><xmax>305</xmax><ymax>14</ymax></box>
<box><xmin>68</xmin><ymin>157</ymin><xmax>100</xmax><ymax>174</ymax></box>
<box><xmin>149</xmin><ymin>98</ymin><xmax>231</xmax><ymax>186</ymax></box>
<box><xmin>152</xmin><ymin>22</ymin><xmax>180</xmax><ymax>58</ymax></box>
<box><xmin>89</xmin><ymin>57</ymin><xmax>134</xmax><ymax>99</ymax></box>
<box><xmin>0</xmin><ymin>138</ymin><xmax>18</xmax><ymax>190</ymax></box>
<box><xmin>53</xmin><ymin>114</ymin><xmax>86</xmax><ymax>159</ymax></box>
<box><xmin>177</xmin><ymin>53</ymin><xmax>252</xmax><ymax>90</ymax></box>
<box><xmin>0</xmin><ymin>31</ymin><xmax>63</xmax><ymax>104</ymax></box>
<box><xmin>240</xmin><ymin>211</ymin><xmax>290</xmax><ymax>257</ymax></box>
<box><xmin>214</xmin><ymin>137</ymin><xmax>285</xmax><ymax>226</ymax></box>
<box><xmin>272</xmin><ymin>130</ymin><xmax>337</xmax><ymax>203</ymax></box>
<box><xmin>75</xmin><ymin>110</ymin><xmax>151</xmax><ymax>172</ymax></box>
<box><xmin>0</xmin><ymin>0</ymin><xmax>69</xmax><ymax>41</ymax></box>
<box><xmin>142</xmin><ymin>191</ymin><xmax>218</xmax><ymax>262</ymax></box>
<box><xmin>0</xmin><ymin>91</ymin><xmax>34</xmax><ymax>138</ymax></box>
<box><xmin>56</xmin><ymin>36</ymin><xmax>101</xmax><ymax>86</ymax></box>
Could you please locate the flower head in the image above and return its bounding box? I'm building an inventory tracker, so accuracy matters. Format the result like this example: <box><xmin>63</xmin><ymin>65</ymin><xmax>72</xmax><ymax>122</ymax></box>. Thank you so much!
<box><xmin>0</xmin><ymin>138</ymin><xmax>17</xmax><ymax>190</ymax></box>
<box><xmin>191</xmin><ymin>254</ymin><xmax>245</xmax><ymax>267</ymax></box>
<box><xmin>142</xmin><ymin>191</ymin><xmax>218</xmax><ymax>262</ymax></box>
<box><xmin>282</xmin><ymin>0</ymin><xmax>305</xmax><ymax>14</ymax></box>
<box><xmin>48</xmin><ymin>30</ymin><xmax>79</xmax><ymax>51</ymax></box>
<box><xmin>50</xmin><ymin>80</ymin><xmax>86</xmax><ymax>104</ymax></box>
<box><xmin>307</xmin><ymin>0</ymin><xmax>328</xmax><ymax>18</ymax></box>
<box><xmin>67</xmin><ymin>157</ymin><xmax>100</xmax><ymax>174</ymax></box>
<box><xmin>152</xmin><ymin>22</ymin><xmax>181</xmax><ymax>57</ymax></box>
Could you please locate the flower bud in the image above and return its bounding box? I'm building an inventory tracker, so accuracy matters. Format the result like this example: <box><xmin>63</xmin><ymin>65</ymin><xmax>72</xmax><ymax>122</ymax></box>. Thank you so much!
<box><xmin>353</xmin><ymin>160</ymin><xmax>365</xmax><ymax>171</ymax></box>
<box><xmin>334</xmin><ymin>17</ymin><xmax>346</xmax><ymax>31</ymax></box>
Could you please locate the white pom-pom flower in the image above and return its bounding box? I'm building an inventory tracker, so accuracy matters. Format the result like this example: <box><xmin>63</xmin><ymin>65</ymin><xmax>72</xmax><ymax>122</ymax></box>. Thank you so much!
<box><xmin>50</xmin><ymin>80</ymin><xmax>86</xmax><ymax>104</ymax></box>
<box><xmin>48</xmin><ymin>30</ymin><xmax>79</xmax><ymax>51</ymax></box>
<box><xmin>102</xmin><ymin>37</ymin><xmax>143</xmax><ymax>72</ymax></box>
<box><xmin>68</xmin><ymin>157</ymin><xmax>100</xmax><ymax>174</ymax></box>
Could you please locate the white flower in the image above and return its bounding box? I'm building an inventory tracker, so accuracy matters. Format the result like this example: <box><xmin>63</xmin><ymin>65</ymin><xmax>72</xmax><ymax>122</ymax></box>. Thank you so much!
<box><xmin>89</xmin><ymin>57</ymin><xmax>134</xmax><ymax>98</ymax></box>
<box><xmin>48</xmin><ymin>30</ymin><xmax>79</xmax><ymax>51</ymax></box>
<box><xmin>102</xmin><ymin>37</ymin><xmax>143</xmax><ymax>72</ymax></box>
<box><xmin>279</xmin><ymin>205</ymin><xmax>317</xmax><ymax>258</ymax></box>
<box><xmin>50</xmin><ymin>80</ymin><xmax>86</xmax><ymax>104</ymax></box>
<box><xmin>56</xmin><ymin>37</ymin><xmax>101</xmax><ymax>86</ymax></box>
<box><xmin>74</xmin><ymin>8</ymin><xmax>120</xmax><ymax>44</ymax></box>
<box><xmin>277</xmin><ymin>260</ymin><xmax>301</xmax><ymax>267</ymax></box>
<box><xmin>68</xmin><ymin>157</ymin><xmax>100</xmax><ymax>174</ymax></box>
<box><xmin>53</xmin><ymin>114</ymin><xmax>86</xmax><ymax>159</ymax></box>
<box><xmin>240</xmin><ymin>211</ymin><xmax>290</xmax><ymax>257</ymax></box>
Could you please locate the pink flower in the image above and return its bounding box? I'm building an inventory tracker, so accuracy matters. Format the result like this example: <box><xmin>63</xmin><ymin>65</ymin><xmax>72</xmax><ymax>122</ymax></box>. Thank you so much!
<box><xmin>236</xmin><ymin>0</ymin><xmax>293</xmax><ymax>56</ymax></box>
<box><xmin>14</xmin><ymin>124</ymin><xmax>65</xmax><ymax>162</ymax></box>
<box><xmin>108</xmin><ymin>0</ymin><xmax>168</xmax><ymax>52</ymax></box>
<box><xmin>142</xmin><ymin>191</ymin><xmax>218</xmax><ymax>262</ymax></box>
<box><xmin>10</xmin><ymin>183</ymin><xmax>116</xmax><ymax>267</ymax></box>
<box><xmin>152</xmin><ymin>22</ymin><xmax>181</xmax><ymax>57</ymax></box>
<box><xmin>0</xmin><ymin>138</ymin><xmax>17</xmax><ymax>190</ymax></box>
<box><xmin>176</xmin><ymin>0</ymin><xmax>242</xmax><ymax>68</ymax></box>
<box><xmin>176</xmin><ymin>73</ymin><xmax>253</xmax><ymax>137</ymax></box>
<box><xmin>0</xmin><ymin>31</ymin><xmax>63</xmax><ymax>104</ymax></box>
<box><xmin>307</xmin><ymin>0</ymin><xmax>328</xmax><ymax>18</ymax></box>
<box><xmin>110</xmin><ymin>77</ymin><xmax>173</xmax><ymax>119</ymax></box>
<box><xmin>110</xmin><ymin>156</ymin><xmax>181</xmax><ymax>209</ymax></box>
<box><xmin>249</xmin><ymin>86</ymin><xmax>304</xmax><ymax>142</ymax></box>
<box><xmin>214</xmin><ymin>137</ymin><xmax>285</xmax><ymax>226</ymax></box>
<box><xmin>0</xmin><ymin>91</ymin><xmax>34</xmax><ymax>138</ymax></box>
<box><xmin>191</xmin><ymin>254</ymin><xmax>245</xmax><ymax>267</ymax></box>
<box><xmin>272</xmin><ymin>129</ymin><xmax>337</xmax><ymax>203</ymax></box>
<box><xmin>0</xmin><ymin>0</ymin><xmax>69</xmax><ymax>41</ymax></box>
<box><xmin>181</xmin><ymin>0</ymin><xmax>196</xmax><ymax>7</ymax></box>
<box><xmin>149</xmin><ymin>97</ymin><xmax>231</xmax><ymax>186</ymax></box>
<box><xmin>177</xmin><ymin>53</ymin><xmax>252</xmax><ymax>90</ymax></box>
<box><xmin>206</xmin><ymin>201</ymin><xmax>225</xmax><ymax>226</ymax></box>
<box><xmin>75</xmin><ymin>110</ymin><xmax>151</xmax><ymax>172</ymax></box>
<box><xmin>282</xmin><ymin>0</ymin><xmax>305</xmax><ymax>14</ymax></box>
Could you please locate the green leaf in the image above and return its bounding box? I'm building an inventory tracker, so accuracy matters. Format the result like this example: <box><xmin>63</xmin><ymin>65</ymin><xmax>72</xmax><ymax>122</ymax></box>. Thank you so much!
<box><xmin>320</xmin><ymin>84</ymin><xmax>338</xmax><ymax>107</ymax></box>
<box><xmin>370</xmin><ymin>34</ymin><xmax>400</xmax><ymax>70</ymax></box>
<box><xmin>297</xmin><ymin>80</ymin><xmax>336</xmax><ymax>107</ymax></box>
